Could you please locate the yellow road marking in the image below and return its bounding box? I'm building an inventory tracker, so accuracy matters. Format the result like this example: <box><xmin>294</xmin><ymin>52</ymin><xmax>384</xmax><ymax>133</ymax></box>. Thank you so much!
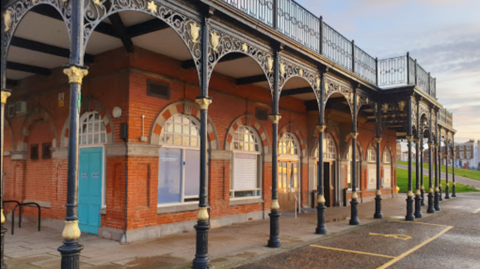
<box><xmin>473</xmin><ymin>208</ymin><xmax>480</xmax><ymax>214</ymax></box>
<box><xmin>310</xmin><ymin>245</ymin><xmax>395</xmax><ymax>259</ymax></box>
<box><xmin>369</xmin><ymin>233</ymin><xmax>412</xmax><ymax>241</ymax></box>
<box><xmin>377</xmin><ymin>226</ymin><xmax>453</xmax><ymax>269</ymax></box>
<box><xmin>388</xmin><ymin>220</ymin><xmax>450</xmax><ymax>228</ymax></box>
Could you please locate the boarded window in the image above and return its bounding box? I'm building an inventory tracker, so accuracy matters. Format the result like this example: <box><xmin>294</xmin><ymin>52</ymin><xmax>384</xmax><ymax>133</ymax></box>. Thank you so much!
<box><xmin>42</xmin><ymin>143</ymin><xmax>51</xmax><ymax>159</ymax></box>
<box><xmin>30</xmin><ymin>144</ymin><xmax>39</xmax><ymax>160</ymax></box>
<box><xmin>147</xmin><ymin>80</ymin><xmax>170</xmax><ymax>100</ymax></box>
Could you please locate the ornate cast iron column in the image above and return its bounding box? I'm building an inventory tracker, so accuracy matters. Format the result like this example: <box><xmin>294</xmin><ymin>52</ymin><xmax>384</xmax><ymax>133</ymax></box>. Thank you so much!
<box><xmin>438</xmin><ymin>141</ymin><xmax>443</xmax><ymax>202</ymax></box>
<box><xmin>405</xmin><ymin>98</ymin><xmax>414</xmax><ymax>221</ymax></box>
<box><xmin>192</xmin><ymin>10</ymin><xmax>212</xmax><ymax>269</ymax></box>
<box><xmin>349</xmin><ymin>88</ymin><xmax>359</xmax><ymax>226</ymax></box>
<box><xmin>1</xmin><ymin>89</ymin><xmax>11</xmax><ymax>269</ymax></box>
<box><xmin>445</xmin><ymin>131</ymin><xmax>450</xmax><ymax>199</ymax></box>
<box><xmin>452</xmin><ymin>135</ymin><xmax>456</xmax><ymax>197</ymax></box>
<box><xmin>315</xmin><ymin>69</ymin><xmax>327</xmax><ymax>234</ymax></box>
<box><xmin>414</xmin><ymin>97</ymin><xmax>422</xmax><ymax>218</ymax></box>
<box><xmin>434</xmin><ymin>142</ymin><xmax>440</xmax><ymax>211</ymax></box>
<box><xmin>374</xmin><ymin>105</ymin><xmax>382</xmax><ymax>219</ymax></box>
<box><xmin>57</xmin><ymin>1</ymin><xmax>87</xmax><ymax>268</ymax></box>
<box><xmin>427</xmin><ymin>110</ymin><xmax>435</xmax><ymax>214</ymax></box>
<box><xmin>420</xmin><ymin>140</ymin><xmax>425</xmax><ymax>206</ymax></box>
<box><xmin>268</xmin><ymin>47</ymin><xmax>281</xmax><ymax>248</ymax></box>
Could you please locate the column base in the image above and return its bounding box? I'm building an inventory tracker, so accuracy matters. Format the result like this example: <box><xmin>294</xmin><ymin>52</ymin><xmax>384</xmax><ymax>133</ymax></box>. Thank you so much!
<box><xmin>445</xmin><ymin>185</ymin><xmax>450</xmax><ymax>199</ymax></box>
<box><xmin>349</xmin><ymin>199</ymin><xmax>359</xmax><ymax>225</ymax></box>
<box><xmin>452</xmin><ymin>185</ymin><xmax>457</xmax><ymax>197</ymax></box>
<box><xmin>434</xmin><ymin>192</ymin><xmax>441</xmax><ymax>211</ymax></box>
<box><xmin>427</xmin><ymin>193</ymin><xmax>435</xmax><ymax>213</ymax></box>
<box><xmin>267</xmin><ymin>210</ymin><xmax>281</xmax><ymax>248</ymax></box>
<box><xmin>192</xmin><ymin>220</ymin><xmax>210</xmax><ymax>269</ymax></box>
<box><xmin>414</xmin><ymin>195</ymin><xmax>422</xmax><ymax>218</ymax></box>
<box><xmin>1</xmin><ymin>225</ymin><xmax>7</xmax><ymax>269</ymax></box>
<box><xmin>406</xmin><ymin>196</ymin><xmax>415</xmax><ymax>221</ymax></box>
<box><xmin>421</xmin><ymin>189</ymin><xmax>425</xmax><ymax>206</ymax></box>
<box><xmin>373</xmin><ymin>195</ymin><xmax>382</xmax><ymax>219</ymax></box>
<box><xmin>58</xmin><ymin>240</ymin><xmax>84</xmax><ymax>269</ymax></box>
<box><xmin>315</xmin><ymin>204</ymin><xmax>327</xmax><ymax>235</ymax></box>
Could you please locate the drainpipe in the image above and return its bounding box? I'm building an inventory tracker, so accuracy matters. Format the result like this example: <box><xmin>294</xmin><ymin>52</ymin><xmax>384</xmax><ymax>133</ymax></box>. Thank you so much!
<box><xmin>121</xmin><ymin>123</ymin><xmax>128</xmax><ymax>244</ymax></box>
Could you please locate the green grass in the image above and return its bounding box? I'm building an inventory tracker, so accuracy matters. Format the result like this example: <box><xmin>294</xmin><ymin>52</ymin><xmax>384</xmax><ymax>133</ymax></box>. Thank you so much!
<box><xmin>396</xmin><ymin>168</ymin><xmax>479</xmax><ymax>193</ymax></box>
<box><xmin>397</xmin><ymin>160</ymin><xmax>480</xmax><ymax>181</ymax></box>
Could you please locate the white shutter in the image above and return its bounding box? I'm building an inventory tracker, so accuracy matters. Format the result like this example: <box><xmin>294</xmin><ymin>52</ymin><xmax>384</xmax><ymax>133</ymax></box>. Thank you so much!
<box><xmin>233</xmin><ymin>153</ymin><xmax>257</xmax><ymax>190</ymax></box>
<box><xmin>384</xmin><ymin>165</ymin><xmax>391</xmax><ymax>188</ymax></box>
<box><xmin>368</xmin><ymin>164</ymin><xmax>376</xmax><ymax>189</ymax></box>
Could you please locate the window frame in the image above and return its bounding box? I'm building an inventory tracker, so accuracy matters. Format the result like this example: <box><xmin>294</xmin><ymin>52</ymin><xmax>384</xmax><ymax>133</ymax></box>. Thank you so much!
<box><xmin>79</xmin><ymin>111</ymin><xmax>107</xmax><ymax>146</ymax></box>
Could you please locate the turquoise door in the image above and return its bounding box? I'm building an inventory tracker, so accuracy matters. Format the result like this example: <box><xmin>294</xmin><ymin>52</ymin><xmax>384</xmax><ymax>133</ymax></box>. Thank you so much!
<box><xmin>79</xmin><ymin>147</ymin><xmax>103</xmax><ymax>234</ymax></box>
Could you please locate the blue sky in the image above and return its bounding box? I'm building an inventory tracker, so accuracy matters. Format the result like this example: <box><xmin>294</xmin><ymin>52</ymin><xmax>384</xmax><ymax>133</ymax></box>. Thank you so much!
<box><xmin>296</xmin><ymin>0</ymin><xmax>480</xmax><ymax>142</ymax></box>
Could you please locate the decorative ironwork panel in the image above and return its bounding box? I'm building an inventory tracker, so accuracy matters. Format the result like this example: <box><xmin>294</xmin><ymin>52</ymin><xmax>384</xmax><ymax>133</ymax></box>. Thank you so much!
<box><xmin>378</xmin><ymin>56</ymin><xmax>407</xmax><ymax>87</ymax></box>
<box><xmin>408</xmin><ymin>56</ymin><xmax>415</xmax><ymax>85</ymax></box>
<box><xmin>277</xmin><ymin>0</ymin><xmax>320</xmax><ymax>53</ymax></box>
<box><xmin>354</xmin><ymin>46</ymin><xmax>376</xmax><ymax>84</ymax></box>
<box><xmin>81</xmin><ymin>0</ymin><xmax>202</xmax><ymax>83</ymax></box>
<box><xmin>278</xmin><ymin>55</ymin><xmax>320</xmax><ymax>98</ymax></box>
<box><xmin>416</xmin><ymin>64</ymin><xmax>429</xmax><ymax>94</ymax></box>
<box><xmin>220</xmin><ymin>0</ymin><xmax>274</xmax><ymax>26</ymax></box>
<box><xmin>324</xmin><ymin>75</ymin><xmax>354</xmax><ymax>115</ymax></box>
<box><xmin>322</xmin><ymin>22</ymin><xmax>352</xmax><ymax>71</ymax></box>
<box><xmin>429</xmin><ymin>76</ymin><xmax>436</xmax><ymax>98</ymax></box>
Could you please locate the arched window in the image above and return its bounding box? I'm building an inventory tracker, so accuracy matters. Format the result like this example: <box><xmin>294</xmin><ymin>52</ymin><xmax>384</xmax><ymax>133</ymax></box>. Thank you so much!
<box><xmin>383</xmin><ymin>149</ymin><xmax>392</xmax><ymax>189</ymax></box>
<box><xmin>231</xmin><ymin>126</ymin><xmax>262</xmax><ymax>199</ymax></box>
<box><xmin>367</xmin><ymin>146</ymin><xmax>377</xmax><ymax>190</ymax></box>
<box><xmin>158</xmin><ymin>114</ymin><xmax>201</xmax><ymax>205</ymax></box>
<box><xmin>279</xmin><ymin>133</ymin><xmax>299</xmax><ymax>156</ymax></box>
<box><xmin>347</xmin><ymin>144</ymin><xmax>360</xmax><ymax>189</ymax></box>
<box><xmin>80</xmin><ymin>112</ymin><xmax>106</xmax><ymax>145</ymax></box>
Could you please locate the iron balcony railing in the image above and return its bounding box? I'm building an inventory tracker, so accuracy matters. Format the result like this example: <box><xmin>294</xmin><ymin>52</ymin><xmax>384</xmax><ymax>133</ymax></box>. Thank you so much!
<box><xmin>438</xmin><ymin>108</ymin><xmax>453</xmax><ymax>127</ymax></box>
<box><xmin>217</xmin><ymin>0</ymin><xmax>437</xmax><ymax>97</ymax></box>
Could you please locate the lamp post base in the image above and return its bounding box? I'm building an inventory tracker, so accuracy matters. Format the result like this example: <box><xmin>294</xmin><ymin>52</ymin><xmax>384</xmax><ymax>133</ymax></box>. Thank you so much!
<box><xmin>349</xmin><ymin>199</ymin><xmax>359</xmax><ymax>225</ymax></box>
<box><xmin>267</xmin><ymin>210</ymin><xmax>281</xmax><ymax>248</ymax></box>
<box><xmin>374</xmin><ymin>195</ymin><xmax>382</xmax><ymax>219</ymax></box>
<box><xmin>58</xmin><ymin>240</ymin><xmax>84</xmax><ymax>269</ymax></box>
<box><xmin>315</xmin><ymin>204</ymin><xmax>327</xmax><ymax>235</ymax></box>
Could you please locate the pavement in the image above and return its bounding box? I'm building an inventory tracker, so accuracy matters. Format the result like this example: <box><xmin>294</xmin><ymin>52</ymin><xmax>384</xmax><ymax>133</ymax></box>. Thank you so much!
<box><xmin>4</xmin><ymin>193</ymin><xmax>480</xmax><ymax>269</ymax></box>
<box><xmin>397</xmin><ymin>164</ymin><xmax>480</xmax><ymax>190</ymax></box>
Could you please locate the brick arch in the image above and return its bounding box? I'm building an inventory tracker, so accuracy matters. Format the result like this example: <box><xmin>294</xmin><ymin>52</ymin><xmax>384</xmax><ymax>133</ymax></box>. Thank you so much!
<box><xmin>60</xmin><ymin>98</ymin><xmax>115</xmax><ymax>147</ymax></box>
<box><xmin>225</xmin><ymin>115</ymin><xmax>270</xmax><ymax>154</ymax></box>
<box><xmin>17</xmin><ymin>107</ymin><xmax>58</xmax><ymax>151</ymax></box>
<box><xmin>4</xmin><ymin>119</ymin><xmax>15</xmax><ymax>152</ymax></box>
<box><xmin>150</xmin><ymin>100</ymin><xmax>219</xmax><ymax>150</ymax></box>
<box><xmin>382</xmin><ymin>144</ymin><xmax>394</xmax><ymax>162</ymax></box>
<box><xmin>310</xmin><ymin>129</ymin><xmax>341</xmax><ymax>160</ymax></box>
<box><xmin>344</xmin><ymin>136</ymin><xmax>365</xmax><ymax>161</ymax></box>
<box><xmin>279</xmin><ymin>123</ymin><xmax>307</xmax><ymax>158</ymax></box>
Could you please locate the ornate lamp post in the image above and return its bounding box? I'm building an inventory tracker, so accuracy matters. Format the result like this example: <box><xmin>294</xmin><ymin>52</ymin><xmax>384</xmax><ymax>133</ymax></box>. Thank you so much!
<box><xmin>349</xmin><ymin>88</ymin><xmax>359</xmax><ymax>226</ymax></box>
<box><xmin>1</xmin><ymin>89</ymin><xmax>11</xmax><ymax>269</ymax></box>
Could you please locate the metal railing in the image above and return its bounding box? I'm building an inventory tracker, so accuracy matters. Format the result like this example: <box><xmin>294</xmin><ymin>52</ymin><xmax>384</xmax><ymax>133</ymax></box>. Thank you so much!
<box><xmin>438</xmin><ymin>108</ymin><xmax>453</xmax><ymax>127</ymax></box>
<box><xmin>217</xmin><ymin>0</ymin><xmax>437</xmax><ymax>96</ymax></box>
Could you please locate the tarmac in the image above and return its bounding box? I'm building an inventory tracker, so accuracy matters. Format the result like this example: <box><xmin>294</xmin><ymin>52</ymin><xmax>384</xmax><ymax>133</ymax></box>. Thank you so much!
<box><xmin>4</xmin><ymin>192</ymin><xmax>480</xmax><ymax>269</ymax></box>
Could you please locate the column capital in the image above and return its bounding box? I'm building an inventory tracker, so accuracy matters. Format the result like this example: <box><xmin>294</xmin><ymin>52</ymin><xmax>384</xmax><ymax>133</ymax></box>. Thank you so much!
<box><xmin>197</xmin><ymin>207</ymin><xmax>209</xmax><ymax>221</ymax></box>
<box><xmin>1</xmin><ymin>89</ymin><xmax>12</xmax><ymax>104</ymax></box>
<box><xmin>374</xmin><ymin>137</ymin><xmax>382</xmax><ymax>144</ymax></box>
<box><xmin>316</xmin><ymin>124</ymin><xmax>326</xmax><ymax>133</ymax></box>
<box><xmin>428</xmin><ymin>142</ymin><xmax>433</xmax><ymax>148</ymax></box>
<box><xmin>406</xmin><ymin>135</ymin><xmax>413</xmax><ymax>143</ymax></box>
<box><xmin>434</xmin><ymin>144</ymin><xmax>439</xmax><ymax>149</ymax></box>
<box><xmin>62</xmin><ymin>220</ymin><xmax>81</xmax><ymax>240</ymax></box>
<box><xmin>195</xmin><ymin>97</ymin><xmax>212</xmax><ymax>110</ymax></box>
<box><xmin>414</xmin><ymin>138</ymin><xmax>421</xmax><ymax>144</ymax></box>
<box><xmin>350</xmin><ymin>132</ymin><xmax>359</xmax><ymax>139</ymax></box>
<box><xmin>269</xmin><ymin>114</ymin><xmax>282</xmax><ymax>124</ymax></box>
<box><xmin>63</xmin><ymin>65</ymin><xmax>89</xmax><ymax>84</ymax></box>
<box><xmin>271</xmin><ymin>199</ymin><xmax>280</xmax><ymax>210</ymax></box>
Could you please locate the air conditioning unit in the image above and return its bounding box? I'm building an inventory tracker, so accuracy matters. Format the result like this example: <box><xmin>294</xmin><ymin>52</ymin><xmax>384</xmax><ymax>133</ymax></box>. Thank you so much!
<box><xmin>6</xmin><ymin>101</ymin><xmax>27</xmax><ymax>118</ymax></box>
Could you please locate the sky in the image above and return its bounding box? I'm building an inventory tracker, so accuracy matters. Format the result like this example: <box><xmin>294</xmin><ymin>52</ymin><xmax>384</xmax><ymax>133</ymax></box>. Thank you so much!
<box><xmin>296</xmin><ymin>0</ymin><xmax>480</xmax><ymax>143</ymax></box>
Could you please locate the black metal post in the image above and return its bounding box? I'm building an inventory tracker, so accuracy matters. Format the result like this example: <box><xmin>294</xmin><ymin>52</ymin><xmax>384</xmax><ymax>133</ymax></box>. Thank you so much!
<box><xmin>1</xmin><ymin>89</ymin><xmax>11</xmax><ymax>269</ymax></box>
<box><xmin>427</xmin><ymin>111</ymin><xmax>435</xmax><ymax>214</ymax></box>
<box><xmin>438</xmin><ymin>139</ymin><xmax>443</xmax><ymax>202</ymax></box>
<box><xmin>375</xmin><ymin>58</ymin><xmax>379</xmax><ymax>86</ymax></box>
<box><xmin>406</xmin><ymin>52</ymin><xmax>410</xmax><ymax>84</ymax></box>
<box><xmin>268</xmin><ymin>47</ymin><xmax>281</xmax><ymax>248</ymax></box>
<box><xmin>351</xmin><ymin>40</ymin><xmax>355</xmax><ymax>73</ymax></box>
<box><xmin>273</xmin><ymin>0</ymin><xmax>278</xmax><ymax>30</ymax></box>
<box><xmin>315</xmin><ymin>70</ymin><xmax>326</xmax><ymax>234</ymax></box>
<box><xmin>420</xmin><ymin>141</ymin><xmax>425</xmax><ymax>206</ymax></box>
<box><xmin>374</xmin><ymin>106</ymin><xmax>382</xmax><ymax>219</ymax></box>
<box><xmin>445</xmin><ymin>132</ymin><xmax>450</xmax><ymax>199</ymax></box>
<box><xmin>414</xmin><ymin>98</ymin><xmax>422</xmax><ymax>218</ymax></box>
<box><xmin>434</xmin><ymin>118</ymin><xmax>440</xmax><ymax>211</ymax></box>
<box><xmin>349</xmin><ymin>88</ymin><xmax>359</xmax><ymax>226</ymax></box>
<box><xmin>319</xmin><ymin>16</ymin><xmax>323</xmax><ymax>55</ymax></box>
<box><xmin>57</xmin><ymin>1</ymin><xmax>87</xmax><ymax>268</ymax></box>
<box><xmin>405</xmin><ymin>98</ymin><xmax>414</xmax><ymax>221</ymax></box>
<box><xmin>192</xmin><ymin>10</ymin><xmax>212</xmax><ymax>269</ymax></box>
<box><xmin>452</xmin><ymin>135</ymin><xmax>457</xmax><ymax>197</ymax></box>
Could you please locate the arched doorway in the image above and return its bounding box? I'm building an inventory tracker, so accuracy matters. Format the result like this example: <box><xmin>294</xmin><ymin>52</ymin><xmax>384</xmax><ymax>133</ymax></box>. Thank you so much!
<box><xmin>278</xmin><ymin>132</ymin><xmax>301</xmax><ymax>211</ymax></box>
<box><xmin>78</xmin><ymin>111</ymin><xmax>107</xmax><ymax>234</ymax></box>
<box><xmin>314</xmin><ymin>133</ymin><xmax>338</xmax><ymax>207</ymax></box>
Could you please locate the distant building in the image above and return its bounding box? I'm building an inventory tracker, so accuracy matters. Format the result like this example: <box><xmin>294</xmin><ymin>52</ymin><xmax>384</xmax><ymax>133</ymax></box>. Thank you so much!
<box><xmin>455</xmin><ymin>140</ymin><xmax>479</xmax><ymax>170</ymax></box>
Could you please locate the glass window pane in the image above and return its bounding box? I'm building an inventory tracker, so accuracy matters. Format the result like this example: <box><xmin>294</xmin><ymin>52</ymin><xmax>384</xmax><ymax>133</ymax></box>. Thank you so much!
<box><xmin>174</xmin><ymin>135</ymin><xmax>182</xmax><ymax>146</ymax></box>
<box><xmin>184</xmin><ymin>150</ymin><xmax>200</xmax><ymax>197</ymax></box>
<box><xmin>158</xmin><ymin>148</ymin><xmax>182</xmax><ymax>204</ymax></box>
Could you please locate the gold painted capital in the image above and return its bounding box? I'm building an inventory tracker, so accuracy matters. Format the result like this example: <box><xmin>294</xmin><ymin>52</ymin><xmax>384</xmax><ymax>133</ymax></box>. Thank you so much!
<box><xmin>434</xmin><ymin>144</ymin><xmax>439</xmax><ymax>149</ymax></box>
<box><xmin>428</xmin><ymin>142</ymin><xmax>433</xmax><ymax>148</ymax></box>
<box><xmin>421</xmin><ymin>185</ymin><xmax>425</xmax><ymax>190</ymax></box>
<box><xmin>62</xmin><ymin>220</ymin><xmax>81</xmax><ymax>240</ymax></box>
<box><xmin>317</xmin><ymin>194</ymin><xmax>326</xmax><ymax>204</ymax></box>
<box><xmin>406</xmin><ymin>136</ymin><xmax>413</xmax><ymax>143</ymax></box>
<box><xmin>352</xmin><ymin>192</ymin><xmax>358</xmax><ymax>200</ymax></box>
<box><xmin>452</xmin><ymin>182</ymin><xmax>456</xmax><ymax>186</ymax></box>
<box><xmin>3</xmin><ymin>10</ymin><xmax>12</xmax><ymax>33</ymax></box>
<box><xmin>374</xmin><ymin>137</ymin><xmax>382</xmax><ymax>144</ymax></box>
<box><xmin>398</xmin><ymin>101</ymin><xmax>406</xmax><ymax>111</ymax></box>
<box><xmin>415</xmin><ymin>189</ymin><xmax>421</xmax><ymax>196</ymax></box>
<box><xmin>195</xmin><ymin>97</ymin><xmax>212</xmax><ymax>110</ymax></box>
<box><xmin>197</xmin><ymin>207</ymin><xmax>209</xmax><ymax>221</ymax></box>
<box><xmin>376</xmin><ymin>189</ymin><xmax>382</xmax><ymax>196</ymax></box>
<box><xmin>1</xmin><ymin>91</ymin><xmax>11</xmax><ymax>104</ymax></box>
<box><xmin>271</xmin><ymin>199</ymin><xmax>280</xmax><ymax>210</ymax></box>
<box><xmin>63</xmin><ymin>66</ymin><xmax>88</xmax><ymax>84</ymax></box>
<box><xmin>316</xmin><ymin>125</ymin><xmax>326</xmax><ymax>133</ymax></box>
<box><xmin>407</xmin><ymin>190</ymin><xmax>414</xmax><ymax>198</ymax></box>
<box><xmin>428</xmin><ymin>187</ymin><xmax>434</xmax><ymax>194</ymax></box>
<box><xmin>350</xmin><ymin>132</ymin><xmax>359</xmax><ymax>139</ymax></box>
<box><xmin>1</xmin><ymin>209</ymin><xmax>5</xmax><ymax>224</ymax></box>
<box><xmin>269</xmin><ymin>114</ymin><xmax>282</xmax><ymax>124</ymax></box>
<box><xmin>435</xmin><ymin>187</ymin><xmax>439</xmax><ymax>192</ymax></box>
<box><xmin>414</xmin><ymin>138</ymin><xmax>420</xmax><ymax>144</ymax></box>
